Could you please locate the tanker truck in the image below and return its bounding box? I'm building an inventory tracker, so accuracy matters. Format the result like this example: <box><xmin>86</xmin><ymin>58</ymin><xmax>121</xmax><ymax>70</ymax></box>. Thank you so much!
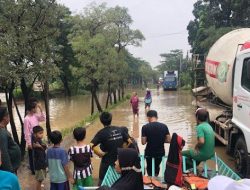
<box><xmin>193</xmin><ymin>28</ymin><xmax>250</xmax><ymax>177</ymax></box>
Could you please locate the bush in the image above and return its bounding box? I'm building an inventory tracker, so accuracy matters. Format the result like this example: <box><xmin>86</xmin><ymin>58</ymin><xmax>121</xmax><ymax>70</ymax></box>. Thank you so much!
<box><xmin>125</xmin><ymin>94</ymin><xmax>131</xmax><ymax>100</ymax></box>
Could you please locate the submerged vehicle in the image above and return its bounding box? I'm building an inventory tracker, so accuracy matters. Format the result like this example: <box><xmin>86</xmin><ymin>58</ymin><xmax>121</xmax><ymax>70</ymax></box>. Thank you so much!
<box><xmin>163</xmin><ymin>70</ymin><xmax>178</xmax><ymax>90</ymax></box>
<box><xmin>193</xmin><ymin>28</ymin><xmax>250</xmax><ymax>177</ymax></box>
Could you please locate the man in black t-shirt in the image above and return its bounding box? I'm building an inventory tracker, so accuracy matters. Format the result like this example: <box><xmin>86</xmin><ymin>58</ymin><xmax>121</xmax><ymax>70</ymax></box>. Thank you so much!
<box><xmin>141</xmin><ymin>110</ymin><xmax>171</xmax><ymax>176</ymax></box>
<box><xmin>90</xmin><ymin>112</ymin><xmax>126</xmax><ymax>185</ymax></box>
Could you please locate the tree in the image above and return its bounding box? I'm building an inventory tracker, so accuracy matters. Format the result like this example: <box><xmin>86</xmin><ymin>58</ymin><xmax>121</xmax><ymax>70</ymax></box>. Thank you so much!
<box><xmin>69</xmin><ymin>3</ymin><xmax>111</xmax><ymax>114</ymax></box>
<box><xmin>105</xmin><ymin>6</ymin><xmax>145</xmax><ymax>100</ymax></box>
<box><xmin>0</xmin><ymin>0</ymin><xmax>65</xmax><ymax>153</ymax></box>
<box><xmin>157</xmin><ymin>49</ymin><xmax>183</xmax><ymax>72</ymax></box>
<box><xmin>187</xmin><ymin>0</ymin><xmax>250</xmax><ymax>54</ymax></box>
<box><xmin>0</xmin><ymin>0</ymin><xmax>64</xmax><ymax>111</ymax></box>
<box><xmin>55</xmin><ymin>6</ymin><xmax>78</xmax><ymax>96</ymax></box>
<box><xmin>69</xmin><ymin>3</ymin><xmax>145</xmax><ymax>112</ymax></box>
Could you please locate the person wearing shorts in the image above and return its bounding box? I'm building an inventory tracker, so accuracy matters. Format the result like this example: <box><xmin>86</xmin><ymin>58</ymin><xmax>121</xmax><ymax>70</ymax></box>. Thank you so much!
<box><xmin>32</xmin><ymin>126</ymin><xmax>47</xmax><ymax>190</ymax></box>
<box><xmin>47</xmin><ymin>131</ymin><xmax>73</xmax><ymax>190</ymax></box>
<box><xmin>68</xmin><ymin>127</ymin><xmax>94</xmax><ymax>189</ymax></box>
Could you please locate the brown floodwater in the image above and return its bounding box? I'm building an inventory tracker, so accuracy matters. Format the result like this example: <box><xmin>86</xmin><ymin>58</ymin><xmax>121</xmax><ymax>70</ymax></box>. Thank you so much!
<box><xmin>3</xmin><ymin>89</ymin><xmax>235</xmax><ymax>189</ymax></box>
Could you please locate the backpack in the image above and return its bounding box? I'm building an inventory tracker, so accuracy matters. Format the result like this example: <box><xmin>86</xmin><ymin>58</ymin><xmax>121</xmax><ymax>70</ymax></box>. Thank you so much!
<box><xmin>145</xmin><ymin>98</ymin><xmax>152</xmax><ymax>104</ymax></box>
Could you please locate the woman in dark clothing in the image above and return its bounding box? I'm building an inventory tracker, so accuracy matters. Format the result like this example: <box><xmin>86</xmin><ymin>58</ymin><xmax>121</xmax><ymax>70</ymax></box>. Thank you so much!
<box><xmin>0</xmin><ymin>107</ymin><xmax>21</xmax><ymax>173</ymax></box>
<box><xmin>113</xmin><ymin>148</ymin><xmax>143</xmax><ymax>190</ymax></box>
<box><xmin>98</xmin><ymin>148</ymin><xmax>144</xmax><ymax>190</ymax></box>
<box><xmin>164</xmin><ymin>133</ymin><xmax>185</xmax><ymax>187</ymax></box>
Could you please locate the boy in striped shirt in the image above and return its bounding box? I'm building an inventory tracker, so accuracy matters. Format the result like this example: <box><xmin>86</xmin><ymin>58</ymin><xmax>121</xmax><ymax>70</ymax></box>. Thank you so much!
<box><xmin>68</xmin><ymin>127</ymin><xmax>93</xmax><ymax>189</ymax></box>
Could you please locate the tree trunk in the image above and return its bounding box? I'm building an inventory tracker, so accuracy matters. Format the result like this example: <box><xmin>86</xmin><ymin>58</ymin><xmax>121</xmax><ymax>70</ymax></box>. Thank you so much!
<box><xmin>121</xmin><ymin>83</ymin><xmax>125</xmax><ymax>99</ymax></box>
<box><xmin>5</xmin><ymin>83</ymin><xmax>19</xmax><ymax>145</ymax></box>
<box><xmin>42</xmin><ymin>81</ymin><xmax>51</xmax><ymax>137</ymax></box>
<box><xmin>122</xmin><ymin>85</ymin><xmax>125</xmax><ymax>99</ymax></box>
<box><xmin>109</xmin><ymin>92</ymin><xmax>113</xmax><ymax>105</ymax></box>
<box><xmin>91</xmin><ymin>90</ymin><xmax>94</xmax><ymax>115</ymax></box>
<box><xmin>60</xmin><ymin>75</ymin><xmax>71</xmax><ymax>97</ymax></box>
<box><xmin>13</xmin><ymin>95</ymin><xmax>26</xmax><ymax>157</ymax></box>
<box><xmin>118</xmin><ymin>88</ymin><xmax>121</xmax><ymax>101</ymax></box>
<box><xmin>20</xmin><ymin>78</ymin><xmax>31</xmax><ymax>114</ymax></box>
<box><xmin>92</xmin><ymin>89</ymin><xmax>103</xmax><ymax>112</ymax></box>
<box><xmin>113</xmin><ymin>90</ymin><xmax>117</xmax><ymax>104</ymax></box>
<box><xmin>105</xmin><ymin>81</ymin><xmax>111</xmax><ymax>109</ymax></box>
<box><xmin>105</xmin><ymin>93</ymin><xmax>109</xmax><ymax>109</ymax></box>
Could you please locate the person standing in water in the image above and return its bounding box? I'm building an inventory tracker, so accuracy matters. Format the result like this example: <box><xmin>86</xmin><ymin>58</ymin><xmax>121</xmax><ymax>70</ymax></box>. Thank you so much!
<box><xmin>144</xmin><ymin>88</ymin><xmax>152</xmax><ymax>110</ymax></box>
<box><xmin>141</xmin><ymin>110</ymin><xmax>171</xmax><ymax>176</ymax></box>
<box><xmin>130</xmin><ymin>92</ymin><xmax>139</xmax><ymax>119</ymax></box>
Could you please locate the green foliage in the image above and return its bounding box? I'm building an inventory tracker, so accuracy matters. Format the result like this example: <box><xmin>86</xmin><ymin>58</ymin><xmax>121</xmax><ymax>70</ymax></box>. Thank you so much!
<box><xmin>187</xmin><ymin>0</ymin><xmax>250</xmax><ymax>54</ymax></box>
<box><xmin>180</xmin><ymin>72</ymin><xmax>192</xmax><ymax>88</ymax></box>
<box><xmin>125</xmin><ymin>52</ymin><xmax>155</xmax><ymax>86</ymax></box>
<box><xmin>0</xmin><ymin>0</ymin><xmax>65</xmax><ymax>91</ymax></box>
<box><xmin>156</xmin><ymin>49</ymin><xmax>183</xmax><ymax>72</ymax></box>
<box><xmin>69</xmin><ymin>3</ymin><xmax>145</xmax><ymax>94</ymax></box>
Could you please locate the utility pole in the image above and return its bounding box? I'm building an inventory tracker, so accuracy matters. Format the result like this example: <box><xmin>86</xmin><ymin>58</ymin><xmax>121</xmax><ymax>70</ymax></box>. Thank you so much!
<box><xmin>179</xmin><ymin>56</ymin><xmax>182</xmax><ymax>87</ymax></box>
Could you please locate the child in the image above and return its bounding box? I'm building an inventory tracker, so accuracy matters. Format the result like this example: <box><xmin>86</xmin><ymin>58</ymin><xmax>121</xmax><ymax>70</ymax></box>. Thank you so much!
<box><xmin>32</xmin><ymin>126</ymin><xmax>47</xmax><ymax>190</ymax></box>
<box><xmin>68</xmin><ymin>127</ymin><xmax>93</xmax><ymax>189</ymax></box>
<box><xmin>47</xmin><ymin>131</ymin><xmax>73</xmax><ymax>190</ymax></box>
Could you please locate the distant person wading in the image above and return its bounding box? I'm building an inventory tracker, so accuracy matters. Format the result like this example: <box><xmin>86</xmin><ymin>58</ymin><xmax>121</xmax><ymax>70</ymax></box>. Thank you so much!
<box><xmin>144</xmin><ymin>88</ymin><xmax>152</xmax><ymax>110</ymax></box>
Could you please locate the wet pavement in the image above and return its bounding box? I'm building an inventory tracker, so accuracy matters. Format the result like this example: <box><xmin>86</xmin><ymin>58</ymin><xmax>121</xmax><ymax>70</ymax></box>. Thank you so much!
<box><xmin>18</xmin><ymin>88</ymin><xmax>235</xmax><ymax>189</ymax></box>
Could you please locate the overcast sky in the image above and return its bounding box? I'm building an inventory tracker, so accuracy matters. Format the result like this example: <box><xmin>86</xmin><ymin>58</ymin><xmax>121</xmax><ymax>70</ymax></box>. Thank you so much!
<box><xmin>58</xmin><ymin>0</ymin><xmax>196</xmax><ymax>67</ymax></box>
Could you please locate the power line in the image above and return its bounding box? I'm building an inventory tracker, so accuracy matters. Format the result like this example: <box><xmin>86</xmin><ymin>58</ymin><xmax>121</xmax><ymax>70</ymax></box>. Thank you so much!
<box><xmin>146</xmin><ymin>31</ymin><xmax>186</xmax><ymax>39</ymax></box>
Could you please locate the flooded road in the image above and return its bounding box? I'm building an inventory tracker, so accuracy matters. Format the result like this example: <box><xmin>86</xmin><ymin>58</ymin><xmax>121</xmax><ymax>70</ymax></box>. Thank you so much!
<box><xmin>97</xmin><ymin>88</ymin><xmax>235</xmax><ymax>172</ymax></box>
<box><xmin>15</xmin><ymin>88</ymin><xmax>235</xmax><ymax>189</ymax></box>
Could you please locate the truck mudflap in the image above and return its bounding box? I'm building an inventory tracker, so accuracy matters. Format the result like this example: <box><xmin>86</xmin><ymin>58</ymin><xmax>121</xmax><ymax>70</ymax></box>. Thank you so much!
<box><xmin>247</xmin><ymin>154</ymin><xmax>250</xmax><ymax>178</ymax></box>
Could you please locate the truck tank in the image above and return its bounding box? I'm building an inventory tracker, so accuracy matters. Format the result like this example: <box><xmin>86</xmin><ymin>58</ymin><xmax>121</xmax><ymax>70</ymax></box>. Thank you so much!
<box><xmin>205</xmin><ymin>28</ymin><xmax>250</xmax><ymax>106</ymax></box>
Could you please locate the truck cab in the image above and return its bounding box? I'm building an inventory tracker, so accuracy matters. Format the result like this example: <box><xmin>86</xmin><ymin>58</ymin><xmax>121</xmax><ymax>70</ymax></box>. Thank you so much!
<box><xmin>162</xmin><ymin>71</ymin><xmax>178</xmax><ymax>90</ymax></box>
<box><xmin>231</xmin><ymin>47</ymin><xmax>250</xmax><ymax>177</ymax></box>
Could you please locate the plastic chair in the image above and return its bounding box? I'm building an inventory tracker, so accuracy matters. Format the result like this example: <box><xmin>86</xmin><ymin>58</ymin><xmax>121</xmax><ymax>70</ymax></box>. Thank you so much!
<box><xmin>101</xmin><ymin>166</ymin><xmax>121</xmax><ymax>187</ymax></box>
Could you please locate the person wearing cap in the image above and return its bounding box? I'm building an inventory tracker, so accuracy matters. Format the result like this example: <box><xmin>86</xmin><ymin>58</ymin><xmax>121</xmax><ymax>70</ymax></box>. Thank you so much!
<box><xmin>182</xmin><ymin>108</ymin><xmax>215</xmax><ymax>169</ymax></box>
<box><xmin>208</xmin><ymin>175</ymin><xmax>250</xmax><ymax>190</ymax></box>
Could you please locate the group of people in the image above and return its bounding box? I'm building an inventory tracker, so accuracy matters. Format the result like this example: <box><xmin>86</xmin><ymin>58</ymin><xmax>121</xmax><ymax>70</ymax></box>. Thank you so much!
<box><xmin>130</xmin><ymin>88</ymin><xmax>152</xmax><ymax>119</ymax></box>
<box><xmin>0</xmin><ymin>93</ymin><xmax>234</xmax><ymax>190</ymax></box>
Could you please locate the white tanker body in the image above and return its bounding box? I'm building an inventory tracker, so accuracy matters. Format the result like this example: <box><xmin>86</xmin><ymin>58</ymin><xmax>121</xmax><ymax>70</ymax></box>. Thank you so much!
<box><xmin>195</xmin><ymin>28</ymin><xmax>250</xmax><ymax>177</ymax></box>
<box><xmin>206</xmin><ymin>29</ymin><xmax>250</xmax><ymax>106</ymax></box>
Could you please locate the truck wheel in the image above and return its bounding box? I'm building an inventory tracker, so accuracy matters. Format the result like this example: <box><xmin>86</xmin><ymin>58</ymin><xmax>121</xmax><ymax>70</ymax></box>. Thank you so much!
<box><xmin>234</xmin><ymin>137</ymin><xmax>247</xmax><ymax>177</ymax></box>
